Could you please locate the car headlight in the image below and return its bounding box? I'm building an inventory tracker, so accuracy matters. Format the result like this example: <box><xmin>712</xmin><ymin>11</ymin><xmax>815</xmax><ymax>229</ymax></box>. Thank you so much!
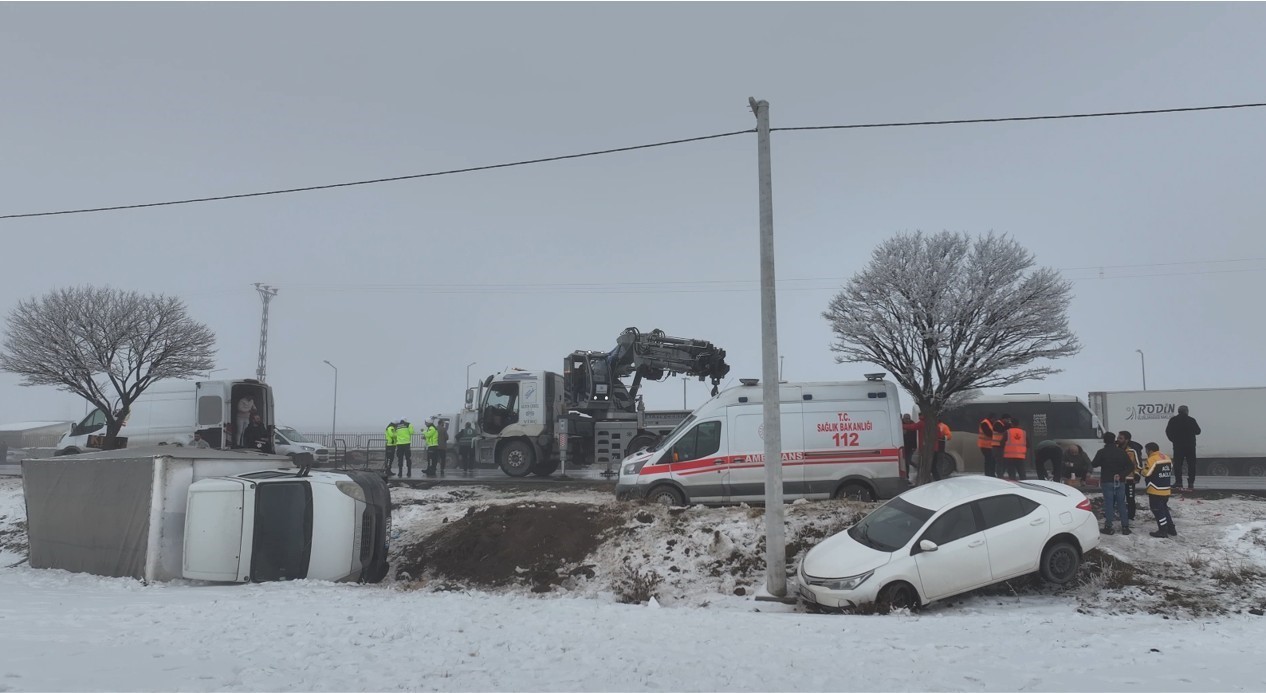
<box><xmin>804</xmin><ymin>570</ymin><xmax>874</xmax><ymax>591</ymax></box>
<box><xmin>622</xmin><ymin>459</ymin><xmax>648</xmax><ymax>476</ymax></box>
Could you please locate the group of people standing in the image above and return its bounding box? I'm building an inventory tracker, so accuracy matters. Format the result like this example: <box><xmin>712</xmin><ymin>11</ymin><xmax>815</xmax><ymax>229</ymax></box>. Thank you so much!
<box><xmin>383</xmin><ymin>419</ymin><xmax>480</xmax><ymax>478</ymax></box>
<box><xmin>1089</xmin><ymin>430</ymin><xmax>1178</xmax><ymax>538</ymax></box>
<box><xmin>384</xmin><ymin>419</ymin><xmax>444</xmax><ymax>477</ymax></box>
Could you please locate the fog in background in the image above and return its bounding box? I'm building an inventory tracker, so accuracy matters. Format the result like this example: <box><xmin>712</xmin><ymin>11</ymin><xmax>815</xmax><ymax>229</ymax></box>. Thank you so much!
<box><xmin>3</xmin><ymin>3</ymin><xmax>1264</xmax><ymax>432</ymax></box>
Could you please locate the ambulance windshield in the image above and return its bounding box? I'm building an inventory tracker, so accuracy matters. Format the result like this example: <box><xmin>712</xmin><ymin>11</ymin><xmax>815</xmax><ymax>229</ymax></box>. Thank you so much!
<box><xmin>653</xmin><ymin>414</ymin><xmax>696</xmax><ymax>452</ymax></box>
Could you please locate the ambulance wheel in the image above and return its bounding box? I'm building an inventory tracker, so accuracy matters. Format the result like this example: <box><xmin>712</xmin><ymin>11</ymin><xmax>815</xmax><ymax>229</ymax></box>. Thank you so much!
<box><xmin>498</xmin><ymin>440</ymin><xmax>536</xmax><ymax>477</ymax></box>
<box><xmin>833</xmin><ymin>482</ymin><xmax>875</xmax><ymax>502</ymax></box>
<box><xmin>647</xmin><ymin>485</ymin><xmax>686</xmax><ymax>507</ymax></box>
<box><xmin>626</xmin><ymin>433</ymin><xmax>659</xmax><ymax>457</ymax></box>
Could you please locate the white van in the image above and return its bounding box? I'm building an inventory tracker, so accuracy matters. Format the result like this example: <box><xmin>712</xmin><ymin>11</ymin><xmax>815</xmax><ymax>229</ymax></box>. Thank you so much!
<box><xmin>273</xmin><ymin>427</ymin><xmax>331</xmax><ymax>465</ymax></box>
<box><xmin>57</xmin><ymin>379</ymin><xmax>275</xmax><ymax>455</ymax></box>
<box><xmin>615</xmin><ymin>378</ymin><xmax>908</xmax><ymax>505</ymax></box>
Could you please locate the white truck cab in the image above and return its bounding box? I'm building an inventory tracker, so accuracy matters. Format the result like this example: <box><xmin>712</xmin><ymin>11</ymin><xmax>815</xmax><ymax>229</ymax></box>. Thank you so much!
<box><xmin>183</xmin><ymin>469</ymin><xmax>390</xmax><ymax>583</ymax></box>
<box><xmin>616</xmin><ymin>378</ymin><xmax>908</xmax><ymax>505</ymax></box>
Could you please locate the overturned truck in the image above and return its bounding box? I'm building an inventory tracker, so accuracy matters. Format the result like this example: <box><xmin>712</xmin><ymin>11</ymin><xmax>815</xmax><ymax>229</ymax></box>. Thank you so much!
<box><xmin>22</xmin><ymin>447</ymin><xmax>390</xmax><ymax>584</ymax></box>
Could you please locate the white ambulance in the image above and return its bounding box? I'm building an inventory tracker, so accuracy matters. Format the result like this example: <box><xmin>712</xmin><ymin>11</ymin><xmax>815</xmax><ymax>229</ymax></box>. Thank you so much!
<box><xmin>615</xmin><ymin>377</ymin><xmax>908</xmax><ymax>505</ymax></box>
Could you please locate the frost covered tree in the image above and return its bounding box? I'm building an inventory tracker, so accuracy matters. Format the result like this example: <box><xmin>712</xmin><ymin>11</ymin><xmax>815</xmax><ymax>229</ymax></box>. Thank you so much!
<box><xmin>0</xmin><ymin>286</ymin><xmax>216</xmax><ymax>450</ymax></box>
<box><xmin>823</xmin><ymin>232</ymin><xmax>1080</xmax><ymax>485</ymax></box>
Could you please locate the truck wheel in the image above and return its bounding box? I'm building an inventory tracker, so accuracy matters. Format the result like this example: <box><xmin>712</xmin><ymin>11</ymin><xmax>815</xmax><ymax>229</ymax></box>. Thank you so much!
<box><xmin>626</xmin><ymin>432</ymin><xmax>659</xmax><ymax>458</ymax></box>
<box><xmin>498</xmin><ymin>440</ymin><xmax>536</xmax><ymax>477</ymax></box>
<box><xmin>833</xmin><ymin>482</ymin><xmax>875</xmax><ymax>502</ymax></box>
<box><xmin>1208</xmin><ymin>461</ymin><xmax>1231</xmax><ymax>477</ymax></box>
<box><xmin>1248</xmin><ymin>463</ymin><xmax>1265</xmax><ymax>477</ymax></box>
<box><xmin>647</xmin><ymin>485</ymin><xmax>686</xmax><ymax>506</ymax></box>
<box><xmin>531</xmin><ymin>459</ymin><xmax>560</xmax><ymax>476</ymax></box>
<box><xmin>933</xmin><ymin>453</ymin><xmax>956</xmax><ymax>479</ymax></box>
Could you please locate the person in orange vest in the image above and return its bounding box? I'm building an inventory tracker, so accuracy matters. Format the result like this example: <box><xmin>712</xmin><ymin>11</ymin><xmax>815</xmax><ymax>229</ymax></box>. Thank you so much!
<box><xmin>978</xmin><ymin>412</ymin><xmax>998</xmax><ymax>478</ymax></box>
<box><xmin>1001</xmin><ymin>414</ymin><xmax>1028</xmax><ymax>480</ymax></box>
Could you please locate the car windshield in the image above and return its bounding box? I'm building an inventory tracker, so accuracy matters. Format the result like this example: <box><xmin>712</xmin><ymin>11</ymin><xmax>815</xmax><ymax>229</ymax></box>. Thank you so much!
<box><xmin>847</xmin><ymin>497</ymin><xmax>935</xmax><ymax>552</ymax></box>
<box><xmin>650</xmin><ymin>414</ymin><xmax>695</xmax><ymax>452</ymax></box>
<box><xmin>278</xmin><ymin>428</ymin><xmax>310</xmax><ymax>443</ymax></box>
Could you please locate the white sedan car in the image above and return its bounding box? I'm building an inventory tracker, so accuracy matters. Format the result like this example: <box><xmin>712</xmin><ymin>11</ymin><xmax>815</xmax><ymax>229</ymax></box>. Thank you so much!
<box><xmin>798</xmin><ymin>476</ymin><xmax>1100</xmax><ymax>611</ymax></box>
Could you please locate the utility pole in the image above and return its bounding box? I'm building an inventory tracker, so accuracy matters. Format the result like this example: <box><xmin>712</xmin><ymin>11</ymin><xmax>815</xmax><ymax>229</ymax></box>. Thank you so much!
<box><xmin>682</xmin><ymin>378</ymin><xmax>687</xmax><ymax>409</ymax></box>
<box><xmin>750</xmin><ymin>97</ymin><xmax>786</xmax><ymax>599</ymax></box>
<box><xmin>1136</xmin><ymin>349</ymin><xmax>1147</xmax><ymax>391</ymax></box>
<box><xmin>254</xmin><ymin>283</ymin><xmax>278</xmax><ymax>382</ymax></box>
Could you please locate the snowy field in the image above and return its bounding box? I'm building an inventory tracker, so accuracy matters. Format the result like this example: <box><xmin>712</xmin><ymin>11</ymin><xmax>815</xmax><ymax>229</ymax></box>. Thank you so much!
<box><xmin>2</xmin><ymin>477</ymin><xmax>1266</xmax><ymax>691</ymax></box>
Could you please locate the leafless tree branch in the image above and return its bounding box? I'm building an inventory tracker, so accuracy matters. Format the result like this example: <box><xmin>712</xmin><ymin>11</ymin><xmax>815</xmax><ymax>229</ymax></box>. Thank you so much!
<box><xmin>823</xmin><ymin>231</ymin><xmax>1080</xmax><ymax>484</ymax></box>
<box><xmin>0</xmin><ymin>286</ymin><xmax>216</xmax><ymax>449</ymax></box>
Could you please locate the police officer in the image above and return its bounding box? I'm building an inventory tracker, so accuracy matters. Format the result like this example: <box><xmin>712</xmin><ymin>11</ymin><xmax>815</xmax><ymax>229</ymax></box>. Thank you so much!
<box><xmin>424</xmin><ymin>420</ymin><xmax>441</xmax><ymax>476</ymax></box>
<box><xmin>384</xmin><ymin>421</ymin><xmax>398</xmax><ymax>477</ymax></box>
<box><xmin>395</xmin><ymin>418</ymin><xmax>415</xmax><ymax>477</ymax></box>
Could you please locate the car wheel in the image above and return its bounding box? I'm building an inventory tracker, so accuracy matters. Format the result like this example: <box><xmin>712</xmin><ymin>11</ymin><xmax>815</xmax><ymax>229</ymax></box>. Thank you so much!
<box><xmin>1039</xmin><ymin>541</ymin><xmax>1081</xmax><ymax>585</ymax></box>
<box><xmin>647</xmin><ymin>485</ymin><xmax>686</xmax><ymax>507</ymax></box>
<box><xmin>833</xmin><ymin>482</ymin><xmax>875</xmax><ymax>502</ymax></box>
<box><xmin>497</xmin><ymin>440</ymin><xmax>536</xmax><ymax>477</ymax></box>
<box><xmin>1208</xmin><ymin>461</ymin><xmax>1231</xmax><ymax>477</ymax></box>
<box><xmin>876</xmin><ymin>582</ymin><xmax>919</xmax><ymax>612</ymax></box>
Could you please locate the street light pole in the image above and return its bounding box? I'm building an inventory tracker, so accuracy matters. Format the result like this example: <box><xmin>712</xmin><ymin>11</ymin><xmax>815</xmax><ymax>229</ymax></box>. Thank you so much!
<box><xmin>323</xmin><ymin>360</ymin><xmax>338</xmax><ymax>446</ymax></box>
<box><xmin>1136</xmin><ymin>350</ymin><xmax>1147</xmax><ymax>391</ymax></box>
<box><xmin>466</xmin><ymin>362</ymin><xmax>477</xmax><ymax>390</ymax></box>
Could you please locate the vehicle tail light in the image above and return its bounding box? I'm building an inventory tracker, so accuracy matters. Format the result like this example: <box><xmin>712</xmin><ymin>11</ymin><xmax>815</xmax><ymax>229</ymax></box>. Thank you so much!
<box><xmin>1076</xmin><ymin>499</ymin><xmax>1092</xmax><ymax>512</ymax></box>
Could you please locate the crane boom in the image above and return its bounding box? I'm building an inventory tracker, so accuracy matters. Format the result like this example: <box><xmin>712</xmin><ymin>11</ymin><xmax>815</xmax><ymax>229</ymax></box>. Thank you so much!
<box><xmin>564</xmin><ymin>327</ymin><xmax>730</xmax><ymax>415</ymax></box>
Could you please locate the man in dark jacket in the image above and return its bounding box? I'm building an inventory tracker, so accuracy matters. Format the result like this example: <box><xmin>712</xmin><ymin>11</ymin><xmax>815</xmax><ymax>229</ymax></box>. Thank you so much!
<box><xmin>1165</xmin><ymin>405</ymin><xmax>1202</xmax><ymax>491</ymax></box>
<box><xmin>1091</xmin><ymin>432</ymin><xmax>1132</xmax><ymax>535</ymax></box>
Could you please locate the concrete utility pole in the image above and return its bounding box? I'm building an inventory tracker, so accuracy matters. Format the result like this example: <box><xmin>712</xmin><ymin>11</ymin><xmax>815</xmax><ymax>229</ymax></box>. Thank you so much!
<box><xmin>323</xmin><ymin>360</ymin><xmax>338</xmax><ymax>446</ymax></box>
<box><xmin>254</xmin><ymin>283</ymin><xmax>279</xmax><ymax>382</ymax></box>
<box><xmin>1136</xmin><ymin>349</ymin><xmax>1147</xmax><ymax>391</ymax></box>
<box><xmin>750</xmin><ymin>97</ymin><xmax>787</xmax><ymax>598</ymax></box>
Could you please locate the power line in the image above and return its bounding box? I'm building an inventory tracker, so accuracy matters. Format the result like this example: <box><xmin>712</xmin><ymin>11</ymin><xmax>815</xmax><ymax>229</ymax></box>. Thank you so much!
<box><xmin>770</xmin><ymin>102</ymin><xmax>1266</xmax><ymax>132</ymax></box>
<box><xmin>0</xmin><ymin>129</ymin><xmax>755</xmax><ymax>220</ymax></box>
<box><xmin>4</xmin><ymin>101</ymin><xmax>1264</xmax><ymax>220</ymax></box>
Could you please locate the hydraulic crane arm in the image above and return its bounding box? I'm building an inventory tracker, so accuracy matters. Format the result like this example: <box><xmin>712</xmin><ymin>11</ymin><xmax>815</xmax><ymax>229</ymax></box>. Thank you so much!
<box><xmin>607</xmin><ymin>327</ymin><xmax>731</xmax><ymax>400</ymax></box>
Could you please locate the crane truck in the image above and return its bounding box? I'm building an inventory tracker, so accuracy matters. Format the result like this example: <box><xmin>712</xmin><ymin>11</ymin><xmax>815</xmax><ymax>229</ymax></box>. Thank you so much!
<box><xmin>457</xmin><ymin>328</ymin><xmax>731</xmax><ymax>477</ymax></box>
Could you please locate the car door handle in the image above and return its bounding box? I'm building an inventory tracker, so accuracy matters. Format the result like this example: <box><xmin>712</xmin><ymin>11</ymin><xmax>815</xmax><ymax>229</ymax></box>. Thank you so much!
<box><xmin>968</xmin><ymin>539</ymin><xmax>984</xmax><ymax>548</ymax></box>
<box><xmin>1030</xmin><ymin>518</ymin><xmax>1046</xmax><ymax>526</ymax></box>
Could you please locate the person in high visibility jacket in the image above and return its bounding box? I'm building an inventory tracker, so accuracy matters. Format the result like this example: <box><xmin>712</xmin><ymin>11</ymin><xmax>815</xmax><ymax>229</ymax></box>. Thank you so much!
<box><xmin>384</xmin><ymin>421</ymin><xmax>398</xmax><ymax>476</ymax></box>
<box><xmin>424</xmin><ymin>421</ymin><xmax>441</xmax><ymax>476</ymax></box>
<box><xmin>1142</xmin><ymin>442</ymin><xmax>1177</xmax><ymax>537</ymax></box>
<box><xmin>422</xmin><ymin>423</ymin><xmax>443</xmax><ymax>476</ymax></box>
<box><xmin>395</xmin><ymin>419</ymin><xmax>415</xmax><ymax>477</ymax></box>
<box><xmin>1001</xmin><ymin>415</ymin><xmax>1027</xmax><ymax>480</ymax></box>
<box><xmin>977</xmin><ymin>413</ymin><xmax>998</xmax><ymax>478</ymax></box>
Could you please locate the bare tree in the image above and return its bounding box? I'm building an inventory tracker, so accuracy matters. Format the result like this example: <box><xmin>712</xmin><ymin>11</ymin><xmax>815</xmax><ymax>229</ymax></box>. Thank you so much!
<box><xmin>823</xmin><ymin>232</ymin><xmax>1080</xmax><ymax>484</ymax></box>
<box><xmin>0</xmin><ymin>286</ymin><xmax>216</xmax><ymax>450</ymax></box>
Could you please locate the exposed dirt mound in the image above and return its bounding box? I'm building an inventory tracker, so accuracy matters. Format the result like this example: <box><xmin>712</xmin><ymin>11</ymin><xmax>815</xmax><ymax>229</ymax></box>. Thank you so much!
<box><xmin>396</xmin><ymin>502</ymin><xmax>623</xmax><ymax>592</ymax></box>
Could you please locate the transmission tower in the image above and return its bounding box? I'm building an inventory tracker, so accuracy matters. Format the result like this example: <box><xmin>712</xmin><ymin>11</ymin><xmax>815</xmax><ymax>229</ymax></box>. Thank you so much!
<box><xmin>253</xmin><ymin>283</ymin><xmax>279</xmax><ymax>382</ymax></box>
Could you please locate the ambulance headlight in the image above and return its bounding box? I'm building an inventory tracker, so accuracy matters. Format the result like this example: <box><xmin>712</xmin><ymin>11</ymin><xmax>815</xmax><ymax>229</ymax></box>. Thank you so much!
<box><xmin>622</xmin><ymin>459</ymin><xmax>648</xmax><ymax>476</ymax></box>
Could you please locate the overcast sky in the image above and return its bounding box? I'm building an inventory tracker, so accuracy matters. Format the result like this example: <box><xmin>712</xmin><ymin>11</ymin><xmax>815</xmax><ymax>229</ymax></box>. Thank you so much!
<box><xmin>2</xmin><ymin>3</ymin><xmax>1264</xmax><ymax>432</ymax></box>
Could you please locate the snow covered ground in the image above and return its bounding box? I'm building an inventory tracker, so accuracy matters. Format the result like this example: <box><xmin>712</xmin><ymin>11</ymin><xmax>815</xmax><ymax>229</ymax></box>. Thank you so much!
<box><xmin>2</xmin><ymin>477</ymin><xmax>1266</xmax><ymax>691</ymax></box>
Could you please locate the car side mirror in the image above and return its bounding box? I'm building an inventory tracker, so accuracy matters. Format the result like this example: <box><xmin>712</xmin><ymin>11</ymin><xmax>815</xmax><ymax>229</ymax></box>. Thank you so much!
<box><xmin>918</xmin><ymin>539</ymin><xmax>939</xmax><ymax>553</ymax></box>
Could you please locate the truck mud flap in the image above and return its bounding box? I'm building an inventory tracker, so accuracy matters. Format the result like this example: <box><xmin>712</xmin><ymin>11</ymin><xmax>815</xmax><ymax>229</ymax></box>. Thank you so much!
<box><xmin>343</xmin><ymin>470</ymin><xmax>392</xmax><ymax>583</ymax></box>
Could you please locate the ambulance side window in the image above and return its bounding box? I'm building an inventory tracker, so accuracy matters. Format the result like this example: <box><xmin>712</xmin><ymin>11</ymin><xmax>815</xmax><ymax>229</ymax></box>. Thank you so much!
<box><xmin>671</xmin><ymin>420</ymin><xmax>722</xmax><ymax>463</ymax></box>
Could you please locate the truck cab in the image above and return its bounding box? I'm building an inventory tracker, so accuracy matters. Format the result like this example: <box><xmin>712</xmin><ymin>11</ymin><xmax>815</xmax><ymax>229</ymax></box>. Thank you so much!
<box><xmin>182</xmin><ymin>469</ymin><xmax>390</xmax><ymax>583</ymax></box>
